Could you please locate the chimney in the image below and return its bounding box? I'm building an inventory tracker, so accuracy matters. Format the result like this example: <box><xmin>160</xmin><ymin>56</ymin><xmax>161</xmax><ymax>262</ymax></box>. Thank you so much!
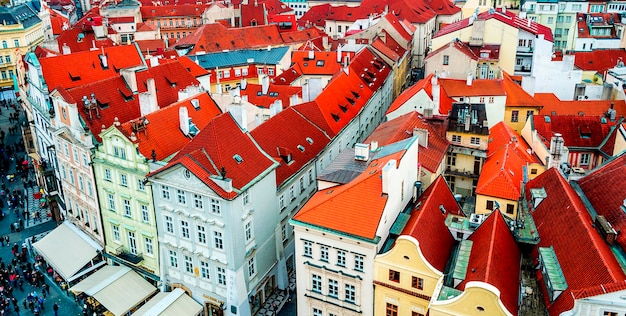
<box><xmin>62</xmin><ymin>43</ymin><xmax>71</xmax><ymax>55</ymax></box>
<box><xmin>139</xmin><ymin>78</ymin><xmax>159</xmax><ymax>116</ymax></box>
<box><xmin>322</xmin><ymin>36</ymin><xmax>329</xmax><ymax>51</ymax></box>
<box><xmin>381</xmin><ymin>159</ymin><xmax>397</xmax><ymax>195</ymax></box>
<box><xmin>179</xmin><ymin>106</ymin><xmax>190</xmax><ymax>136</ymax></box>
<box><xmin>302</xmin><ymin>81</ymin><xmax>310</xmax><ymax>102</ymax></box>
<box><xmin>502</xmin><ymin>6</ymin><xmax>506</xmax><ymax>13</ymax></box>
<box><xmin>336</xmin><ymin>45</ymin><xmax>342</xmax><ymax>63</ymax></box>
<box><xmin>370</xmin><ymin>141</ymin><xmax>378</xmax><ymax>151</ymax></box>
<box><xmin>413</xmin><ymin>128</ymin><xmax>429</xmax><ymax>148</ymax></box>
<box><xmin>99</xmin><ymin>53</ymin><xmax>108</xmax><ymax>69</ymax></box>
<box><xmin>343</xmin><ymin>55</ymin><xmax>350</xmax><ymax>75</ymax></box>
<box><xmin>308</xmin><ymin>50</ymin><xmax>314</xmax><ymax>60</ymax></box>
<box><xmin>289</xmin><ymin>94</ymin><xmax>299</xmax><ymax>107</ymax></box>
<box><xmin>527</xmin><ymin>19</ymin><xmax>531</xmax><ymax>28</ymax></box>
<box><xmin>432</xmin><ymin>83</ymin><xmax>440</xmax><ymax>115</ymax></box>
<box><xmin>121</xmin><ymin>68</ymin><xmax>138</xmax><ymax>93</ymax></box>
<box><xmin>241</xmin><ymin>78</ymin><xmax>247</xmax><ymax>90</ymax></box>
<box><xmin>261</xmin><ymin>75</ymin><xmax>270</xmax><ymax>95</ymax></box>
<box><xmin>269</xmin><ymin>100</ymin><xmax>282</xmax><ymax>117</ymax></box>
<box><xmin>229</xmin><ymin>104</ymin><xmax>248</xmax><ymax>129</ymax></box>
<box><xmin>549</xmin><ymin>133</ymin><xmax>564</xmax><ymax>169</ymax></box>
<box><xmin>150</xmin><ymin>56</ymin><xmax>159</xmax><ymax>66</ymax></box>
<box><xmin>216</xmin><ymin>84</ymin><xmax>223</xmax><ymax>94</ymax></box>
<box><xmin>354</xmin><ymin>143</ymin><xmax>370</xmax><ymax>161</ymax></box>
<box><xmin>466</xmin><ymin>72</ymin><xmax>473</xmax><ymax>86</ymax></box>
<box><xmin>607</xmin><ymin>102</ymin><xmax>617</xmax><ymax>121</ymax></box>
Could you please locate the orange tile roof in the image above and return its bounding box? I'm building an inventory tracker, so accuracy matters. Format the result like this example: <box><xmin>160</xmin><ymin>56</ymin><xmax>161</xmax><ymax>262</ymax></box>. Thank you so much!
<box><xmin>532</xmin><ymin>115</ymin><xmax>619</xmax><ymax>149</ymax></box>
<box><xmin>280</xmin><ymin>27</ymin><xmax>325</xmax><ymax>44</ymax></box>
<box><xmin>288</xmin><ymin>51</ymin><xmax>347</xmax><ymax>76</ymax></box>
<box><xmin>502</xmin><ymin>72</ymin><xmax>541</xmax><ymax>107</ymax></box>
<box><xmin>135</xmin><ymin>39</ymin><xmax>166</xmax><ymax>55</ymax></box>
<box><xmin>573</xmin><ymin>49</ymin><xmax>626</xmax><ymax>76</ymax></box>
<box><xmin>135</xmin><ymin>61</ymin><xmax>201</xmax><ymax>107</ymax></box>
<box><xmin>153</xmin><ymin>113</ymin><xmax>277</xmax><ymax>200</ymax></box>
<box><xmin>572</xmin><ymin>281</ymin><xmax>626</xmax><ymax>300</ymax></box>
<box><xmin>386</xmin><ymin>73</ymin><xmax>434</xmax><ymax>115</ymax></box>
<box><xmin>535</xmin><ymin>93</ymin><xmax>626</xmax><ymax>117</ymax></box>
<box><xmin>365</xmin><ymin>111</ymin><xmax>449</xmax><ymax>173</ymax></box>
<box><xmin>439</xmin><ymin>78</ymin><xmax>506</xmax><ymax>97</ymax></box>
<box><xmin>382</xmin><ymin>13</ymin><xmax>414</xmax><ymax>42</ymax></box>
<box><xmin>371</xmin><ymin>37</ymin><xmax>402</xmax><ymax>62</ymax></box>
<box><xmin>173</xmin><ymin>56</ymin><xmax>209</xmax><ymax>77</ymax></box>
<box><xmin>118</xmin><ymin>92</ymin><xmax>222</xmax><ymax>161</ymax></box>
<box><xmin>401</xmin><ymin>176</ymin><xmax>461</xmax><ymax>271</ymax></box>
<box><xmin>39</xmin><ymin>45</ymin><xmax>143</xmax><ymax>91</ymax></box>
<box><xmin>292</xmin><ymin>150</ymin><xmax>405</xmax><ymax>240</ymax></box>
<box><xmin>139</xmin><ymin>4</ymin><xmax>208</xmax><ymax>18</ymax></box>
<box><xmin>461</xmin><ymin>210</ymin><xmax>520</xmax><ymax>315</ymax></box>
<box><xmin>250</xmin><ymin>107</ymin><xmax>331</xmax><ymax>186</ymax></box>
<box><xmin>576</xmin><ymin>12</ymin><xmax>620</xmax><ymax>39</ymax></box>
<box><xmin>240</xmin><ymin>83</ymin><xmax>301</xmax><ymax>109</ymax></box>
<box><xmin>271</xmin><ymin>64</ymin><xmax>302</xmax><ymax>85</ymax></box>
<box><xmin>292</xmin><ymin>101</ymin><xmax>336</xmax><ymax>138</ymax></box>
<box><xmin>526</xmin><ymin>168</ymin><xmax>626</xmax><ymax>316</ymax></box>
<box><xmin>487</xmin><ymin>121</ymin><xmax>539</xmax><ymax>163</ymax></box>
<box><xmin>174</xmin><ymin>23</ymin><xmax>284</xmax><ymax>55</ymax></box>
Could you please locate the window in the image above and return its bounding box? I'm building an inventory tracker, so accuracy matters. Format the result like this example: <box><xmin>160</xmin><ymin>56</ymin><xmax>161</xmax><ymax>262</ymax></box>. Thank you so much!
<box><xmin>313</xmin><ymin>308</ymin><xmax>323</xmax><ymax>316</ymax></box>
<box><xmin>78</xmin><ymin>175</ymin><xmax>84</xmax><ymax>191</ymax></box>
<box><xmin>580</xmin><ymin>153</ymin><xmax>591</xmax><ymax>165</ymax></box>
<box><xmin>169</xmin><ymin>250</ymin><xmax>178</xmax><ymax>267</ymax></box>
<box><xmin>308</xmin><ymin>169</ymin><xmax>314</xmax><ymax>184</ymax></box>
<box><xmin>289</xmin><ymin>186</ymin><xmax>295</xmax><ymax>201</ymax></box>
<box><xmin>161</xmin><ymin>185</ymin><xmax>170</xmax><ymax>199</ymax></box>
<box><xmin>113</xmin><ymin>146</ymin><xmax>126</xmax><ymax>160</ymax></box>
<box><xmin>506</xmin><ymin>204</ymin><xmax>515</xmax><ymax>214</ymax></box>
<box><xmin>268</xmin><ymin>68</ymin><xmax>275</xmax><ymax>76</ymax></box>
<box><xmin>242</xmin><ymin>68</ymin><xmax>248</xmax><ymax>76</ymax></box>
<box><xmin>248</xmin><ymin>257</ymin><xmax>256</xmax><ymax>277</ymax></box>
<box><xmin>105</xmin><ymin>169</ymin><xmax>111</xmax><ymax>181</ymax></box>
<box><xmin>200</xmin><ymin>261</ymin><xmax>210</xmax><ymax>279</ymax></box>
<box><xmin>447</xmin><ymin>153</ymin><xmax>457</xmax><ymax>166</ymax></box>
<box><xmin>412</xmin><ymin>276</ymin><xmax>424</xmax><ymax>290</ymax></box>
<box><xmin>13</xmin><ymin>39</ymin><xmax>19</xmax><ymax>47</ymax></box>
<box><xmin>337</xmin><ymin>250</ymin><xmax>346</xmax><ymax>267</ymax></box>
<box><xmin>443</xmin><ymin>55</ymin><xmax>449</xmax><ymax>65</ymax></box>
<box><xmin>354</xmin><ymin>255</ymin><xmax>364</xmax><ymax>272</ymax></box>
<box><xmin>87</xmin><ymin>181</ymin><xmax>93</xmax><ymax>196</ymax></box>
<box><xmin>112</xmin><ymin>225</ymin><xmax>120</xmax><ymax>241</ymax></box>
<box><xmin>120</xmin><ymin>174</ymin><xmax>128</xmax><ymax>187</ymax></box>
<box><xmin>184</xmin><ymin>255</ymin><xmax>193</xmax><ymax>273</ymax></box>
<box><xmin>603</xmin><ymin>312</ymin><xmax>618</xmax><ymax>316</ymax></box>
<box><xmin>210</xmin><ymin>198</ymin><xmax>220</xmax><ymax>214</ymax></box>
<box><xmin>386</xmin><ymin>303</ymin><xmax>398</xmax><ymax>316</ymax></box>
<box><xmin>108</xmin><ymin>193</ymin><xmax>115</xmax><ymax>211</ymax></box>
<box><xmin>137</xmin><ymin>179</ymin><xmax>145</xmax><ymax>191</ymax></box>
<box><xmin>177</xmin><ymin>189</ymin><xmax>186</xmax><ymax>204</ymax></box>
<box><xmin>547</xmin><ymin>17</ymin><xmax>554</xmax><ymax>24</ymax></box>
<box><xmin>140</xmin><ymin>205</ymin><xmax>149</xmax><ymax>223</ymax></box>
<box><xmin>2</xmin><ymin>56</ymin><xmax>8</xmax><ymax>64</ymax></box>
<box><xmin>304</xmin><ymin>241</ymin><xmax>313</xmax><ymax>257</ymax></box>
<box><xmin>511</xmin><ymin>110</ymin><xmax>519</xmax><ymax>122</ymax></box>
<box><xmin>299</xmin><ymin>177</ymin><xmax>305</xmax><ymax>193</ymax></box>
<box><xmin>235</xmin><ymin>69</ymin><xmax>241</xmax><ymax>77</ymax></box>
<box><xmin>69</xmin><ymin>169</ymin><xmax>75</xmax><ymax>185</ymax></box>
<box><xmin>165</xmin><ymin>216</ymin><xmax>174</xmax><ymax>233</ymax></box>
<box><xmin>489</xmin><ymin>97</ymin><xmax>494</xmax><ymax>103</ymax></box>
<box><xmin>128</xmin><ymin>231</ymin><xmax>137</xmax><ymax>254</ymax></box>
<box><xmin>214</xmin><ymin>231</ymin><xmax>224</xmax><ymax>249</ymax></box>
<box><xmin>452</xmin><ymin>135</ymin><xmax>461</xmax><ymax>143</ymax></box>
<box><xmin>312</xmin><ymin>274</ymin><xmax>322</xmax><ymax>293</ymax></box>
<box><xmin>192</xmin><ymin>194</ymin><xmax>203</xmax><ymax>209</ymax></box>
<box><xmin>328</xmin><ymin>279</ymin><xmax>339</xmax><ymax>298</ymax></box>
<box><xmin>281</xmin><ymin>224</ymin><xmax>287</xmax><ymax>242</ymax></box>
<box><xmin>389</xmin><ymin>270</ymin><xmax>400</xmax><ymax>282</ymax></box>
<box><xmin>279</xmin><ymin>194</ymin><xmax>285</xmax><ymax>209</ymax></box>
<box><xmin>123</xmin><ymin>199</ymin><xmax>131</xmax><ymax>217</ymax></box>
<box><xmin>1</xmin><ymin>41</ymin><xmax>6</xmax><ymax>49</ymax></box>
<box><xmin>565</xmin><ymin>16</ymin><xmax>572</xmax><ymax>23</ymax></box>
<box><xmin>197</xmin><ymin>225</ymin><xmax>206</xmax><ymax>243</ymax></box>
<box><xmin>144</xmin><ymin>237</ymin><xmax>153</xmax><ymax>255</ymax></box>
<box><xmin>181</xmin><ymin>220</ymin><xmax>190</xmax><ymax>238</ymax></box>
<box><xmin>345</xmin><ymin>284</ymin><xmax>356</xmax><ymax>303</ymax></box>
<box><xmin>217</xmin><ymin>267</ymin><xmax>226</xmax><ymax>285</ymax></box>
<box><xmin>526</xmin><ymin>110</ymin><xmax>533</xmax><ymax>121</ymax></box>
<box><xmin>242</xmin><ymin>190</ymin><xmax>250</xmax><ymax>205</ymax></box>
<box><xmin>320</xmin><ymin>245</ymin><xmax>329</xmax><ymax>262</ymax></box>
<box><xmin>470</xmin><ymin>137</ymin><xmax>480</xmax><ymax>145</ymax></box>
<box><xmin>486</xmin><ymin>200</ymin><xmax>494</xmax><ymax>210</ymax></box>
<box><xmin>245</xmin><ymin>221</ymin><xmax>253</xmax><ymax>242</ymax></box>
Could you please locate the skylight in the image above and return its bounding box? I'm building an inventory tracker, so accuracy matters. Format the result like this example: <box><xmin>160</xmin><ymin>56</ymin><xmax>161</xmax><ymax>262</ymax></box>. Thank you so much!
<box><xmin>316</xmin><ymin>60</ymin><xmax>325</xmax><ymax>67</ymax></box>
<box><xmin>306</xmin><ymin>137</ymin><xmax>313</xmax><ymax>144</ymax></box>
<box><xmin>233</xmin><ymin>154</ymin><xmax>243</xmax><ymax>163</ymax></box>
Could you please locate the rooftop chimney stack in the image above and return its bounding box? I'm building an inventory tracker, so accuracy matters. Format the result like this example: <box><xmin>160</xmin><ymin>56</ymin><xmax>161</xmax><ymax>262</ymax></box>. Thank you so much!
<box><xmin>261</xmin><ymin>75</ymin><xmax>270</xmax><ymax>95</ymax></box>
<box><xmin>466</xmin><ymin>72</ymin><xmax>473</xmax><ymax>86</ymax></box>
<box><xmin>62</xmin><ymin>43</ymin><xmax>71</xmax><ymax>55</ymax></box>
<box><xmin>179</xmin><ymin>106</ymin><xmax>190</xmax><ymax>136</ymax></box>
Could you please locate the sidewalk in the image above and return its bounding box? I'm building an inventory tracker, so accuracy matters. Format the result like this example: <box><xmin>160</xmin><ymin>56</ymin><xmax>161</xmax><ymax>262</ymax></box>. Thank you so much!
<box><xmin>258</xmin><ymin>270</ymin><xmax>296</xmax><ymax>316</ymax></box>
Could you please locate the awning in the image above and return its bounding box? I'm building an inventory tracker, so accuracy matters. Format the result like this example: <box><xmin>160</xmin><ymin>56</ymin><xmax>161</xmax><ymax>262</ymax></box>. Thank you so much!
<box><xmin>33</xmin><ymin>221</ymin><xmax>103</xmax><ymax>282</ymax></box>
<box><xmin>132</xmin><ymin>288</ymin><xmax>203</xmax><ymax>316</ymax></box>
<box><xmin>71</xmin><ymin>266</ymin><xmax>157</xmax><ymax>316</ymax></box>
<box><xmin>27</xmin><ymin>152</ymin><xmax>41</xmax><ymax>162</ymax></box>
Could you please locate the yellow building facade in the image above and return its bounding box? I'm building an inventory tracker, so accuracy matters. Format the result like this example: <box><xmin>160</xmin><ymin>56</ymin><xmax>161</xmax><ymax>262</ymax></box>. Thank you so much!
<box><xmin>430</xmin><ymin>282</ymin><xmax>514</xmax><ymax>316</ymax></box>
<box><xmin>504</xmin><ymin>106</ymin><xmax>539</xmax><ymax>133</ymax></box>
<box><xmin>373</xmin><ymin>236</ymin><xmax>445</xmax><ymax>316</ymax></box>
<box><xmin>0</xmin><ymin>5</ymin><xmax>44</xmax><ymax>96</ymax></box>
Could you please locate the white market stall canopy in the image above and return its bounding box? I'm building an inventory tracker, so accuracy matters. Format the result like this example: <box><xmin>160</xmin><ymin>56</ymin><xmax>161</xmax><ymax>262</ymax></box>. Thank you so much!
<box><xmin>132</xmin><ymin>288</ymin><xmax>203</xmax><ymax>316</ymax></box>
<box><xmin>71</xmin><ymin>266</ymin><xmax>158</xmax><ymax>316</ymax></box>
<box><xmin>33</xmin><ymin>221</ymin><xmax>104</xmax><ymax>281</ymax></box>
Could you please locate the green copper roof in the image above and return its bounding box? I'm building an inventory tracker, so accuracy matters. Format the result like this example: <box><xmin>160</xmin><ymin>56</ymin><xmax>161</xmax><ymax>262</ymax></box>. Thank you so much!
<box><xmin>445</xmin><ymin>214</ymin><xmax>470</xmax><ymax>231</ymax></box>
<box><xmin>390</xmin><ymin>213</ymin><xmax>411</xmax><ymax>235</ymax></box>
<box><xmin>437</xmin><ymin>286</ymin><xmax>463</xmax><ymax>301</ymax></box>
<box><xmin>452</xmin><ymin>240</ymin><xmax>473</xmax><ymax>280</ymax></box>
<box><xmin>539</xmin><ymin>246</ymin><xmax>568</xmax><ymax>291</ymax></box>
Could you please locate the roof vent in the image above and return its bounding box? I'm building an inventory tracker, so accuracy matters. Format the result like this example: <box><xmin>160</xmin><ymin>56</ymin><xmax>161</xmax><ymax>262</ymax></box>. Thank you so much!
<box><xmin>191</xmin><ymin>98</ymin><xmax>200</xmax><ymax>110</ymax></box>
<box><xmin>354</xmin><ymin>143</ymin><xmax>370</xmax><ymax>161</ymax></box>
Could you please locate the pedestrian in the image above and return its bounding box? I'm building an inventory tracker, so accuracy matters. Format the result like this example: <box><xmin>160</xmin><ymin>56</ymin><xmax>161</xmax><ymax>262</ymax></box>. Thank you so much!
<box><xmin>0</xmin><ymin>236</ymin><xmax>4</xmax><ymax>247</ymax></box>
<box><xmin>53</xmin><ymin>302</ymin><xmax>59</xmax><ymax>316</ymax></box>
<box><xmin>13</xmin><ymin>304</ymin><xmax>19</xmax><ymax>315</ymax></box>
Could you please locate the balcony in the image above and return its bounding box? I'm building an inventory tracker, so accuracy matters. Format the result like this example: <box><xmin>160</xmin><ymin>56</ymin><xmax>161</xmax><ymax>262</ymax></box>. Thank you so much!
<box><xmin>445</xmin><ymin>167</ymin><xmax>479</xmax><ymax>179</ymax></box>
<box><xmin>116</xmin><ymin>245</ymin><xmax>144</xmax><ymax>264</ymax></box>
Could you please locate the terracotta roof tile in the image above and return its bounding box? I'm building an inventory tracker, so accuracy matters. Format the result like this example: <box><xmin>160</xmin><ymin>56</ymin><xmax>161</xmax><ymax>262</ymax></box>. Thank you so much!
<box><xmin>271</xmin><ymin>64</ymin><xmax>302</xmax><ymax>85</ymax></box>
<box><xmin>576</xmin><ymin>13</ymin><xmax>620</xmax><ymax>39</ymax></box>
<box><xmin>280</xmin><ymin>27</ymin><xmax>325</xmax><ymax>44</ymax></box>
<box><xmin>155</xmin><ymin>113</ymin><xmax>277</xmax><ymax>200</ymax></box>
<box><xmin>461</xmin><ymin>210</ymin><xmax>520</xmax><ymax>315</ymax></box>
<box><xmin>365</xmin><ymin>111</ymin><xmax>449</xmax><ymax>173</ymax></box>
<box><xmin>535</xmin><ymin>93</ymin><xmax>626</xmax><ymax>117</ymax></box>
<box><xmin>386</xmin><ymin>74</ymin><xmax>434</xmax><ymax>115</ymax></box>
<box><xmin>139</xmin><ymin>4</ymin><xmax>208</xmax><ymax>18</ymax></box>
<box><xmin>135</xmin><ymin>61</ymin><xmax>201</xmax><ymax>107</ymax></box>
<box><xmin>240</xmin><ymin>82</ymin><xmax>301</xmax><ymax>109</ymax></box>
<box><xmin>118</xmin><ymin>92</ymin><xmax>222</xmax><ymax>160</ymax></box>
<box><xmin>526</xmin><ymin>168</ymin><xmax>626</xmax><ymax>316</ymax></box>
<box><xmin>292</xmin><ymin>101</ymin><xmax>336</xmax><ymax>138</ymax></box>
<box><xmin>135</xmin><ymin>39</ymin><xmax>166</xmax><ymax>55</ymax></box>
<box><xmin>573</xmin><ymin>49</ymin><xmax>626</xmax><ymax>76</ymax></box>
<box><xmin>174</xmin><ymin>23</ymin><xmax>284</xmax><ymax>55</ymax></box>
<box><xmin>361</xmin><ymin>0</ymin><xmax>437</xmax><ymax>24</ymax></box>
<box><xmin>401</xmin><ymin>176</ymin><xmax>462</xmax><ymax>271</ymax></box>
<box><xmin>292</xmin><ymin>150</ymin><xmax>406</xmax><ymax>240</ymax></box>
<box><xmin>572</xmin><ymin>281</ymin><xmax>626</xmax><ymax>300</ymax></box>
<box><xmin>439</xmin><ymin>78</ymin><xmax>506</xmax><ymax>97</ymax></box>
<box><xmin>502</xmin><ymin>72</ymin><xmax>541</xmax><ymax>107</ymax></box>
<box><xmin>532</xmin><ymin>115</ymin><xmax>619</xmax><ymax>149</ymax></box>
<box><xmin>250</xmin><ymin>107</ymin><xmax>331</xmax><ymax>186</ymax></box>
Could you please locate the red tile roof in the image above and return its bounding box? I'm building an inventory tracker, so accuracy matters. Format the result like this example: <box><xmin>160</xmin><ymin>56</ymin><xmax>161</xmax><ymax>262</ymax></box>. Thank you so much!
<box><xmin>401</xmin><ymin>176</ymin><xmax>462</xmax><ymax>272</ymax></box>
<box><xmin>573</xmin><ymin>49</ymin><xmax>626</xmax><ymax>76</ymax></box>
<box><xmin>487</xmin><ymin>121</ymin><xmax>539</xmax><ymax>163</ymax></box>
<box><xmin>371</xmin><ymin>37</ymin><xmax>402</xmax><ymax>62</ymax></box>
<box><xmin>532</xmin><ymin>115</ymin><xmax>619</xmax><ymax>149</ymax></box>
<box><xmin>271</xmin><ymin>64</ymin><xmax>302</xmax><ymax>85</ymax></box>
<box><xmin>535</xmin><ymin>93</ymin><xmax>626</xmax><ymax>117</ymax></box>
<box><xmin>526</xmin><ymin>168</ymin><xmax>626</xmax><ymax>316</ymax></box>
<box><xmin>39</xmin><ymin>45</ymin><xmax>144</xmax><ymax>91</ymax></box>
<box><xmin>577</xmin><ymin>153</ymin><xmax>626</xmax><ymax>251</ymax></box>
<box><xmin>297</xmin><ymin>4</ymin><xmax>333</xmax><ymax>28</ymax></box>
<box><xmin>154</xmin><ymin>113</ymin><xmax>277</xmax><ymax>200</ymax></box>
<box><xmin>240</xmin><ymin>82</ymin><xmax>301</xmax><ymax>109</ymax></box>
<box><xmin>382</xmin><ymin>13</ymin><xmax>415</xmax><ymax>42</ymax></box>
<box><xmin>135</xmin><ymin>39</ymin><xmax>167</xmax><ymax>55</ymax></box>
<box><xmin>365</xmin><ymin>111</ymin><xmax>449</xmax><ymax>173</ymax></box>
<box><xmin>250</xmin><ymin>107</ymin><xmax>331</xmax><ymax>186</ymax></box>
<box><xmin>175</xmin><ymin>56</ymin><xmax>209</xmax><ymax>77</ymax></box>
<box><xmin>576</xmin><ymin>13</ymin><xmax>620</xmax><ymax>39</ymax></box>
<box><xmin>55</xmin><ymin>8</ymin><xmax>116</xmax><ymax>53</ymax></box>
<box><xmin>280</xmin><ymin>27</ymin><xmax>325</xmax><ymax>44</ymax></box>
<box><xmin>48</xmin><ymin>7</ymin><xmax>69</xmax><ymax>36</ymax></box>
<box><xmin>361</xmin><ymin>0</ymin><xmax>437</xmax><ymax>24</ymax></box>
<box><xmin>292</xmin><ymin>150</ymin><xmax>405</xmax><ymax>240</ymax></box>
<box><xmin>461</xmin><ymin>210</ymin><xmax>520</xmax><ymax>315</ymax></box>
<box><xmin>435</xmin><ymin>8</ymin><xmax>553</xmax><ymax>42</ymax></box>
<box><xmin>502</xmin><ymin>72</ymin><xmax>541</xmax><ymax>107</ymax></box>
<box><xmin>118</xmin><ymin>92</ymin><xmax>222</xmax><ymax>160</ymax></box>
<box><xmin>439</xmin><ymin>78</ymin><xmax>506</xmax><ymax>97</ymax></box>
<box><xmin>135</xmin><ymin>61</ymin><xmax>201</xmax><ymax>107</ymax></box>
<box><xmin>107</xmin><ymin>16</ymin><xmax>135</xmax><ymax>24</ymax></box>
<box><xmin>288</xmin><ymin>50</ymin><xmax>347</xmax><ymax>76</ymax></box>
<box><xmin>386</xmin><ymin>73</ymin><xmax>434</xmax><ymax>115</ymax></box>
<box><xmin>572</xmin><ymin>281</ymin><xmax>626</xmax><ymax>300</ymax></box>
<box><xmin>174</xmin><ymin>23</ymin><xmax>284</xmax><ymax>55</ymax></box>
<box><xmin>292</xmin><ymin>101</ymin><xmax>336</xmax><ymax>138</ymax></box>
<box><xmin>140</xmin><ymin>4</ymin><xmax>208</xmax><ymax>18</ymax></box>
<box><xmin>425</xmin><ymin>0</ymin><xmax>460</xmax><ymax>15</ymax></box>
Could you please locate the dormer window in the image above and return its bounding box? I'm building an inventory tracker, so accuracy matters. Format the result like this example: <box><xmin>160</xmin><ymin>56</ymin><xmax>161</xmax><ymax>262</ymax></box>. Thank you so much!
<box><xmin>316</xmin><ymin>60</ymin><xmax>325</xmax><ymax>67</ymax></box>
<box><xmin>297</xmin><ymin>145</ymin><xmax>305</xmax><ymax>152</ymax></box>
<box><xmin>306</xmin><ymin>137</ymin><xmax>313</xmax><ymax>144</ymax></box>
